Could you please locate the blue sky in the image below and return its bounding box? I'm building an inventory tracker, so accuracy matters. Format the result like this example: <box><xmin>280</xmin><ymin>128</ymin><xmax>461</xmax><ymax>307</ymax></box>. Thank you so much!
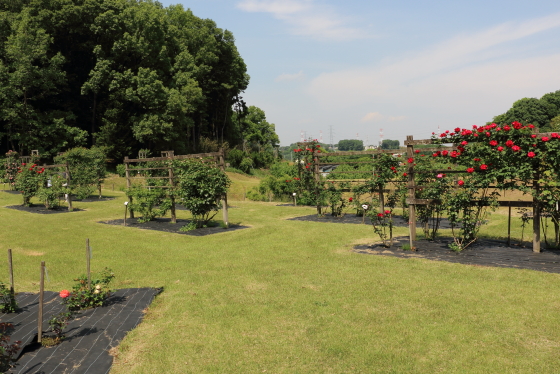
<box><xmin>159</xmin><ymin>0</ymin><xmax>560</xmax><ymax>146</ymax></box>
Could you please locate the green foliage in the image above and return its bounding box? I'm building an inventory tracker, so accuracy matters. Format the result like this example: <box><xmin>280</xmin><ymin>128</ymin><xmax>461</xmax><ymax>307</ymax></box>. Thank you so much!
<box><xmin>381</xmin><ymin>139</ymin><xmax>400</xmax><ymax>150</ymax></box>
<box><xmin>61</xmin><ymin>268</ymin><xmax>115</xmax><ymax>311</ymax></box>
<box><xmin>0</xmin><ymin>323</ymin><xmax>20</xmax><ymax>372</ymax></box>
<box><xmin>492</xmin><ymin>90</ymin><xmax>560</xmax><ymax>131</ymax></box>
<box><xmin>0</xmin><ymin>282</ymin><xmax>17</xmax><ymax>313</ymax></box>
<box><xmin>174</xmin><ymin>159</ymin><xmax>230</xmax><ymax>228</ymax></box>
<box><xmin>337</xmin><ymin>139</ymin><xmax>364</xmax><ymax>151</ymax></box>
<box><xmin>55</xmin><ymin>147</ymin><xmax>106</xmax><ymax>199</ymax></box>
<box><xmin>126</xmin><ymin>185</ymin><xmax>170</xmax><ymax>223</ymax></box>
<box><xmin>3</xmin><ymin>150</ymin><xmax>19</xmax><ymax>189</ymax></box>
<box><xmin>14</xmin><ymin>161</ymin><xmax>43</xmax><ymax>206</ymax></box>
<box><xmin>46</xmin><ymin>311</ymin><xmax>74</xmax><ymax>345</ymax></box>
<box><xmin>0</xmin><ymin>0</ymin><xmax>249</xmax><ymax>159</ymax></box>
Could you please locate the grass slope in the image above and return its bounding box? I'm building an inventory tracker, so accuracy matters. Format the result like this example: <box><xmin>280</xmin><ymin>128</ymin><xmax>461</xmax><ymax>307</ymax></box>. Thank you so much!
<box><xmin>0</xmin><ymin>185</ymin><xmax>559</xmax><ymax>373</ymax></box>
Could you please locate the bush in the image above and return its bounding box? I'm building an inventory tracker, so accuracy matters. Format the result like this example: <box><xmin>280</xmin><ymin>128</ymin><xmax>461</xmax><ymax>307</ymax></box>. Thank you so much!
<box><xmin>174</xmin><ymin>159</ymin><xmax>230</xmax><ymax>228</ymax></box>
<box><xmin>55</xmin><ymin>147</ymin><xmax>106</xmax><ymax>199</ymax></box>
<box><xmin>60</xmin><ymin>268</ymin><xmax>114</xmax><ymax>311</ymax></box>
<box><xmin>126</xmin><ymin>185</ymin><xmax>171</xmax><ymax>222</ymax></box>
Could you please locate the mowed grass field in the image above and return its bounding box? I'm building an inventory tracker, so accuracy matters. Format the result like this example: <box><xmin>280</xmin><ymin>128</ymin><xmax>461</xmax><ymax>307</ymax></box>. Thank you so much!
<box><xmin>1</xmin><ymin>174</ymin><xmax>560</xmax><ymax>373</ymax></box>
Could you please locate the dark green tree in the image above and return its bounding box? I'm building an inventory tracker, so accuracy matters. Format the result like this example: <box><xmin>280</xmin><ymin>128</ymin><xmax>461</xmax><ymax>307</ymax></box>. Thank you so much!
<box><xmin>381</xmin><ymin>139</ymin><xmax>400</xmax><ymax>150</ymax></box>
<box><xmin>492</xmin><ymin>90</ymin><xmax>560</xmax><ymax>131</ymax></box>
<box><xmin>338</xmin><ymin>139</ymin><xmax>364</xmax><ymax>151</ymax></box>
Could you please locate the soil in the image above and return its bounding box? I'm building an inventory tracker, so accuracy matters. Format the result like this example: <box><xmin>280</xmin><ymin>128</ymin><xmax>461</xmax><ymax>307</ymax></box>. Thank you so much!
<box><xmin>2</xmin><ymin>288</ymin><xmax>161</xmax><ymax>374</ymax></box>
<box><xmin>288</xmin><ymin>213</ymin><xmax>455</xmax><ymax>229</ymax></box>
<box><xmin>5</xmin><ymin>205</ymin><xmax>84</xmax><ymax>214</ymax></box>
<box><xmin>99</xmin><ymin>217</ymin><xmax>249</xmax><ymax>236</ymax></box>
<box><xmin>354</xmin><ymin>236</ymin><xmax>560</xmax><ymax>274</ymax></box>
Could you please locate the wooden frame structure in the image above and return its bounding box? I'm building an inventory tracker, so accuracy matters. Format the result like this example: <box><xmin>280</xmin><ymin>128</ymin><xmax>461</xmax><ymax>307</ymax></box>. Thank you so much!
<box><xmin>123</xmin><ymin>149</ymin><xmax>229</xmax><ymax>228</ymax></box>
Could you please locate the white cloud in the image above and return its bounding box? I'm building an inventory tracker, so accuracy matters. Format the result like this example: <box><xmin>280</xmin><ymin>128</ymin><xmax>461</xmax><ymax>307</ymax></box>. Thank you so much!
<box><xmin>307</xmin><ymin>13</ymin><xmax>560</xmax><ymax>109</ymax></box>
<box><xmin>275</xmin><ymin>70</ymin><xmax>305</xmax><ymax>82</ymax></box>
<box><xmin>236</xmin><ymin>0</ymin><xmax>367</xmax><ymax>41</ymax></box>
<box><xmin>360</xmin><ymin>112</ymin><xmax>383</xmax><ymax>122</ymax></box>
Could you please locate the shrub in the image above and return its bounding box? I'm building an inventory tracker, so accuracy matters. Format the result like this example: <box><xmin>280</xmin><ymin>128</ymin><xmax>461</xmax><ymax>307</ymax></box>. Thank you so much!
<box><xmin>14</xmin><ymin>162</ymin><xmax>44</xmax><ymax>206</ymax></box>
<box><xmin>0</xmin><ymin>323</ymin><xmax>20</xmax><ymax>372</ymax></box>
<box><xmin>55</xmin><ymin>147</ymin><xmax>106</xmax><ymax>199</ymax></box>
<box><xmin>60</xmin><ymin>268</ymin><xmax>115</xmax><ymax>311</ymax></box>
<box><xmin>0</xmin><ymin>282</ymin><xmax>17</xmax><ymax>313</ymax></box>
<box><xmin>126</xmin><ymin>185</ymin><xmax>171</xmax><ymax>222</ymax></box>
<box><xmin>174</xmin><ymin>159</ymin><xmax>230</xmax><ymax>228</ymax></box>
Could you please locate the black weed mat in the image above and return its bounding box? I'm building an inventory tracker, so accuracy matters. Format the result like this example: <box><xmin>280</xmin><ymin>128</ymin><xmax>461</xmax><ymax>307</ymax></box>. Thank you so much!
<box><xmin>72</xmin><ymin>197</ymin><xmax>115</xmax><ymax>202</ymax></box>
<box><xmin>5</xmin><ymin>205</ymin><xmax>84</xmax><ymax>214</ymax></box>
<box><xmin>99</xmin><ymin>217</ymin><xmax>249</xmax><ymax>236</ymax></box>
<box><xmin>289</xmin><ymin>214</ymin><xmax>455</xmax><ymax>229</ymax></box>
<box><xmin>2</xmin><ymin>190</ymin><xmax>21</xmax><ymax>194</ymax></box>
<box><xmin>354</xmin><ymin>236</ymin><xmax>560</xmax><ymax>273</ymax></box>
<box><xmin>1</xmin><ymin>288</ymin><xmax>161</xmax><ymax>374</ymax></box>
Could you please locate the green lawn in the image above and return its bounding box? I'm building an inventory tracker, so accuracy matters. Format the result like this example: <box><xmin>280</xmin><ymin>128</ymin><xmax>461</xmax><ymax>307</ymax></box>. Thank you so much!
<box><xmin>1</xmin><ymin>186</ymin><xmax>559</xmax><ymax>373</ymax></box>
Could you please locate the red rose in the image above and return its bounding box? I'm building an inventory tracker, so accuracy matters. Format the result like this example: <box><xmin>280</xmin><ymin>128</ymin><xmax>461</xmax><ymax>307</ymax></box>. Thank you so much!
<box><xmin>473</xmin><ymin>158</ymin><xmax>481</xmax><ymax>161</ymax></box>
<box><xmin>552</xmin><ymin>133</ymin><xmax>558</xmax><ymax>138</ymax></box>
<box><xmin>403</xmin><ymin>173</ymin><xmax>407</xmax><ymax>177</ymax></box>
<box><xmin>477</xmin><ymin>127</ymin><xmax>484</xmax><ymax>133</ymax></box>
<box><xmin>497</xmin><ymin>146</ymin><xmax>504</xmax><ymax>151</ymax></box>
<box><xmin>317</xmin><ymin>145</ymin><xmax>321</xmax><ymax>147</ymax></box>
<box><xmin>531</xmin><ymin>134</ymin><xmax>536</xmax><ymax>138</ymax></box>
<box><xmin>349</xmin><ymin>197</ymin><xmax>353</xmax><ymax>202</ymax></box>
<box><xmin>473</xmin><ymin>134</ymin><xmax>479</xmax><ymax>137</ymax></box>
<box><xmin>458</xmin><ymin>180</ymin><xmax>465</xmax><ymax>186</ymax></box>
<box><xmin>542</xmin><ymin>136</ymin><xmax>549</xmax><ymax>142</ymax></box>
<box><xmin>377</xmin><ymin>213</ymin><xmax>384</xmax><ymax>217</ymax></box>
<box><xmin>433</xmin><ymin>153</ymin><xmax>438</xmax><ymax>157</ymax></box>
<box><xmin>489</xmin><ymin>140</ymin><xmax>498</xmax><ymax>146</ymax></box>
<box><xmin>60</xmin><ymin>290</ymin><xmax>70</xmax><ymax>298</ymax></box>
<box><xmin>22</xmin><ymin>163</ymin><xmax>26</xmax><ymax>166</ymax></box>
<box><xmin>512</xmin><ymin>145</ymin><xmax>520</xmax><ymax>151</ymax></box>
<box><xmin>527</xmin><ymin>151</ymin><xmax>535</xmax><ymax>158</ymax></box>
<box><xmin>512</xmin><ymin>121</ymin><xmax>522</xmax><ymax>130</ymax></box>
<box><xmin>454</xmin><ymin>127</ymin><xmax>461</xmax><ymax>132</ymax></box>
<box><xmin>442</xmin><ymin>150</ymin><xmax>449</xmax><ymax>156</ymax></box>
<box><xmin>466</xmin><ymin>168</ymin><xmax>475</xmax><ymax>173</ymax></box>
<box><xmin>480</xmin><ymin>164</ymin><xmax>488</xmax><ymax>170</ymax></box>
<box><xmin>503</xmin><ymin>125</ymin><xmax>511</xmax><ymax>131</ymax></box>
<box><xmin>407</xmin><ymin>158</ymin><xmax>414</xmax><ymax>163</ymax></box>
<box><xmin>505</xmin><ymin>140</ymin><xmax>514</xmax><ymax>147</ymax></box>
<box><xmin>384</xmin><ymin>210</ymin><xmax>390</xmax><ymax>215</ymax></box>
<box><xmin>528</xmin><ymin>124</ymin><xmax>535</xmax><ymax>128</ymax></box>
<box><xmin>461</xmin><ymin>141</ymin><xmax>468</xmax><ymax>146</ymax></box>
<box><xmin>486</xmin><ymin>132</ymin><xmax>491</xmax><ymax>137</ymax></box>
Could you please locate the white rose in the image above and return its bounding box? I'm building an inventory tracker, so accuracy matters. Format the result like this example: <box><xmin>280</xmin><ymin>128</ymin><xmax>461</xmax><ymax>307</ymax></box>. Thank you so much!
<box><xmin>95</xmin><ymin>285</ymin><xmax>101</xmax><ymax>290</ymax></box>
<box><xmin>362</xmin><ymin>204</ymin><xmax>369</xmax><ymax>210</ymax></box>
<box><xmin>94</xmin><ymin>289</ymin><xmax>100</xmax><ymax>294</ymax></box>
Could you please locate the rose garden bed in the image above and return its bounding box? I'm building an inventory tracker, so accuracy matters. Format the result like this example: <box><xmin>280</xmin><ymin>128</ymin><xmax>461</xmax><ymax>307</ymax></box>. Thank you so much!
<box><xmin>5</xmin><ymin>205</ymin><xmax>84</xmax><ymax>214</ymax></box>
<box><xmin>99</xmin><ymin>218</ymin><xmax>248</xmax><ymax>236</ymax></box>
<box><xmin>1</xmin><ymin>288</ymin><xmax>161</xmax><ymax>374</ymax></box>
<box><xmin>354</xmin><ymin>236</ymin><xmax>560</xmax><ymax>274</ymax></box>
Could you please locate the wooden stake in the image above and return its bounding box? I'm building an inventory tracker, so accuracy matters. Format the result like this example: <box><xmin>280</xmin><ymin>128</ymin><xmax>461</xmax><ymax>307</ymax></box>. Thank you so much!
<box><xmin>8</xmin><ymin>249</ymin><xmax>14</xmax><ymax>295</ymax></box>
<box><xmin>124</xmin><ymin>202</ymin><xmax>128</xmax><ymax>226</ymax></box>
<box><xmin>533</xmin><ymin>175</ymin><xmax>541</xmax><ymax>253</ymax></box>
<box><xmin>406</xmin><ymin>135</ymin><xmax>417</xmax><ymax>249</ymax></box>
<box><xmin>219</xmin><ymin>149</ymin><xmax>229</xmax><ymax>228</ymax></box>
<box><xmin>86</xmin><ymin>238</ymin><xmax>91</xmax><ymax>289</ymax></box>
<box><xmin>125</xmin><ymin>157</ymin><xmax>134</xmax><ymax>218</ymax></box>
<box><xmin>65</xmin><ymin>162</ymin><xmax>73</xmax><ymax>212</ymax></box>
<box><xmin>38</xmin><ymin>261</ymin><xmax>45</xmax><ymax>343</ymax></box>
<box><xmin>507</xmin><ymin>205</ymin><xmax>511</xmax><ymax>246</ymax></box>
<box><xmin>168</xmin><ymin>162</ymin><xmax>176</xmax><ymax>224</ymax></box>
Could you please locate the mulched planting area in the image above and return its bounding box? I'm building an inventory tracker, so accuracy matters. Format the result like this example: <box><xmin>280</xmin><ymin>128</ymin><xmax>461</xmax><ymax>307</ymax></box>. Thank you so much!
<box><xmin>288</xmin><ymin>214</ymin><xmax>455</xmax><ymax>229</ymax></box>
<box><xmin>5</xmin><ymin>205</ymin><xmax>84</xmax><ymax>214</ymax></box>
<box><xmin>2</xmin><ymin>190</ymin><xmax>21</xmax><ymax>194</ymax></box>
<box><xmin>73</xmin><ymin>196</ymin><xmax>115</xmax><ymax>202</ymax></box>
<box><xmin>354</xmin><ymin>236</ymin><xmax>560</xmax><ymax>274</ymax></box>
<box><xmin>1</xmin><ymin>288</ymin><xmax>161</xmax><ymax>374</ymax></box>
<box><xmin>99</xmin><ymin>217</ymin><xmax>249</xmax><ymax>236</ymax></box>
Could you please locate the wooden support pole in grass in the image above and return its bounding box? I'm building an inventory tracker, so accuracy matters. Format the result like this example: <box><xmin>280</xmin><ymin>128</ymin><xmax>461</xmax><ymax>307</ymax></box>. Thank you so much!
<box><xmin>314</xmin><ymin>148</ymin><xmax>321</xmax><ymax>216</ymax></box>
<box><xmin>65</xmin><ymin>162</ymin><xmax>73</xmax><ymax>212</ymax></box>
<box><xmin>125</xmin><ymin>157</ymin><xmax>134</xmax><ymax>219</ymax></box>
<box><xmin>219</xmin><ymin>149</ymin><xmax>229</xmax><ymax>228</ymax></box>
<box><xmin>406</xmin><ymin>135</ymin><xmax>417</xmax><ymax>249</ymax></box>
<box><xmin>533</xmin><ymin>174</ymin><xmax>541</xmax><ymax>253</ymax></box>
<box><xmin>507</xmin><ymin>206</ymin><xmax>512</xmax><ymax>246</ymax></box>
<box><xmin>38</xmin><ymin>261</ymin><xmax>45</xmax><ymax>344</ymax></box>
<box><xmin>168</xmin><ymin>160</ymin><xmax>176</xmax><ymax>224</ymax></box>
<box><xmin>86</xmin><ymin>238</ymin><xmax>91</xmax><ymax>289</ymax></box>
<box><xmin>8</xmin><ymin>249</ymin><xmax>14</xmax><ymax>295</ymax></box>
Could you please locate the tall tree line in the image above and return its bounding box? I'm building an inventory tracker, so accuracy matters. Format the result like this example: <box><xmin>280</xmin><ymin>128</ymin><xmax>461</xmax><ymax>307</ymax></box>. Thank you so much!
<box><xmin>0</xmin><ymin>0</ymin><xmax>250</xmax><ymax>160</ymax></box>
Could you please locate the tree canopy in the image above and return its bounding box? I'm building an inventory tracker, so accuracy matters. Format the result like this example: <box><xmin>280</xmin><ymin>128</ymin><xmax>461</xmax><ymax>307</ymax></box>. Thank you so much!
<box><xmin>381</xmin><ymin>139</ymin><xmax>400</xmax><ymax>150</ymax></box>
<box><xmin>491</xmin><ymin>90</ymin><xmax>560</xmax><ymax>131</ymax></box>
<box><xmin>0</xmin><ymin>0</ymin><xmax>253</xmax><ymax>160</ymax></box>
<box><xmin>337</xmin><ymin>139</ymin><xmax>364</xmax><ymax>151</ymax></box>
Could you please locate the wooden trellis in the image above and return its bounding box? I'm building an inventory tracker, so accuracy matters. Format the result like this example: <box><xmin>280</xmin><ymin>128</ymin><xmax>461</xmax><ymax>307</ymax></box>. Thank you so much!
<box><xmin>123</xmin><ymin>149</ymin><xmax>229</xmax><ymax>228</ymax></box>
<box><xmin>404</xmin><ymin>134</ymin><xmax>559</xmax><ymax>253</ymax></box>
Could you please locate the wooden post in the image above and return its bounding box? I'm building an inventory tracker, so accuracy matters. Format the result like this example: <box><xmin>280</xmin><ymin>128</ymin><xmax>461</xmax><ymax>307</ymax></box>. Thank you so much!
<box><xmin>507</xmin><ymin>205</ymin><xmax>512</xmax><ymax>246</ymax></box>
<box><xmin>8</xmin><ymin>249</ymin><xmax>14</xmax><ymax>296</ymax></box>
<box><xmin>406</xmin><ymin>135</ymin><xmax>417</xmax><ymax>249</ymax></box>
<box><xmin>38</xmin><ymin>261</ymin><xmax>45</xmax><ymax>344</ymax></box>
<box><xmin>168</xmin><ymin>161</ymin><xmax>176</xmax><ymax>224</ymax></box>
<box><xmin>533</xmin><ymin>175</ymin><xmax>541</xmax><ymax>253</ymax></box>
<box><xmin>218</xmin><ymin>149</ymin><xmax>229</xmax><ymax>228</ymax></box>
<box><xmin>314</xmin><ymin>147</ymin><xmax>321</xmax><ymax>216</ymax></box>
<box><xmin>125</xmin><ymin>157</ymin><xmax>134</xmax><ymax>218</ymax></box>
<box><xmin>65</xmin><ymin>162</ymin><xmax>73</xmax><ymax>211</ymax></box>
<box><xmin>379</xmin><ymin>185</ymin><xmax>385</xmax><ymax>213</ymax></box>
<box><xmin>86</xmin><ymin>238</ymin><xmax>91</xmax><ymax>289</ymax></box>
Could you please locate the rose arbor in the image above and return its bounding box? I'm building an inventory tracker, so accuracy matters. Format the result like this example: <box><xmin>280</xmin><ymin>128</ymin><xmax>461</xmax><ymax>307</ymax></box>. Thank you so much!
<box><xmin>405</xmin><ymin>122</ymin><xmax>560</xmax><ymax>252</ymax></box>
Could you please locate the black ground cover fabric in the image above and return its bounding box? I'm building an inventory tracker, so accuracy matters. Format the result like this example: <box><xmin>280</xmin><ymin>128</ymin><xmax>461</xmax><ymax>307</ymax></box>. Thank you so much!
<box><xmin>288</xmin><ymin>214</ymin><xmax>455</xmax><ymax>229</ymax></box>
<box><xmin>5</xmin><ymin>205</ymin><xmax>84</xmax><ymax>214</ymax></box>
<box><xmin>72</xmin><ymin>197</ymin><xmax>114</xmax><ymax>202</ymax></box>
<box><xmin>2</xmin><ymin>190</ymin><xmax>21</xmax><ymax>194</ymax></box>
<box><xmin>99</xmin><ymin>217</ymin><xmax>249</xmax><ymax>236</ymax></box>
<box><xmin>2</xmin><ymin>288</ymin><xmax>160</xmax><ymax>374</ymax></box>
<box><xmin>355</xmin><ymin>236</ymin><xmax>560</xmax><ymax>273</ymax></box>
